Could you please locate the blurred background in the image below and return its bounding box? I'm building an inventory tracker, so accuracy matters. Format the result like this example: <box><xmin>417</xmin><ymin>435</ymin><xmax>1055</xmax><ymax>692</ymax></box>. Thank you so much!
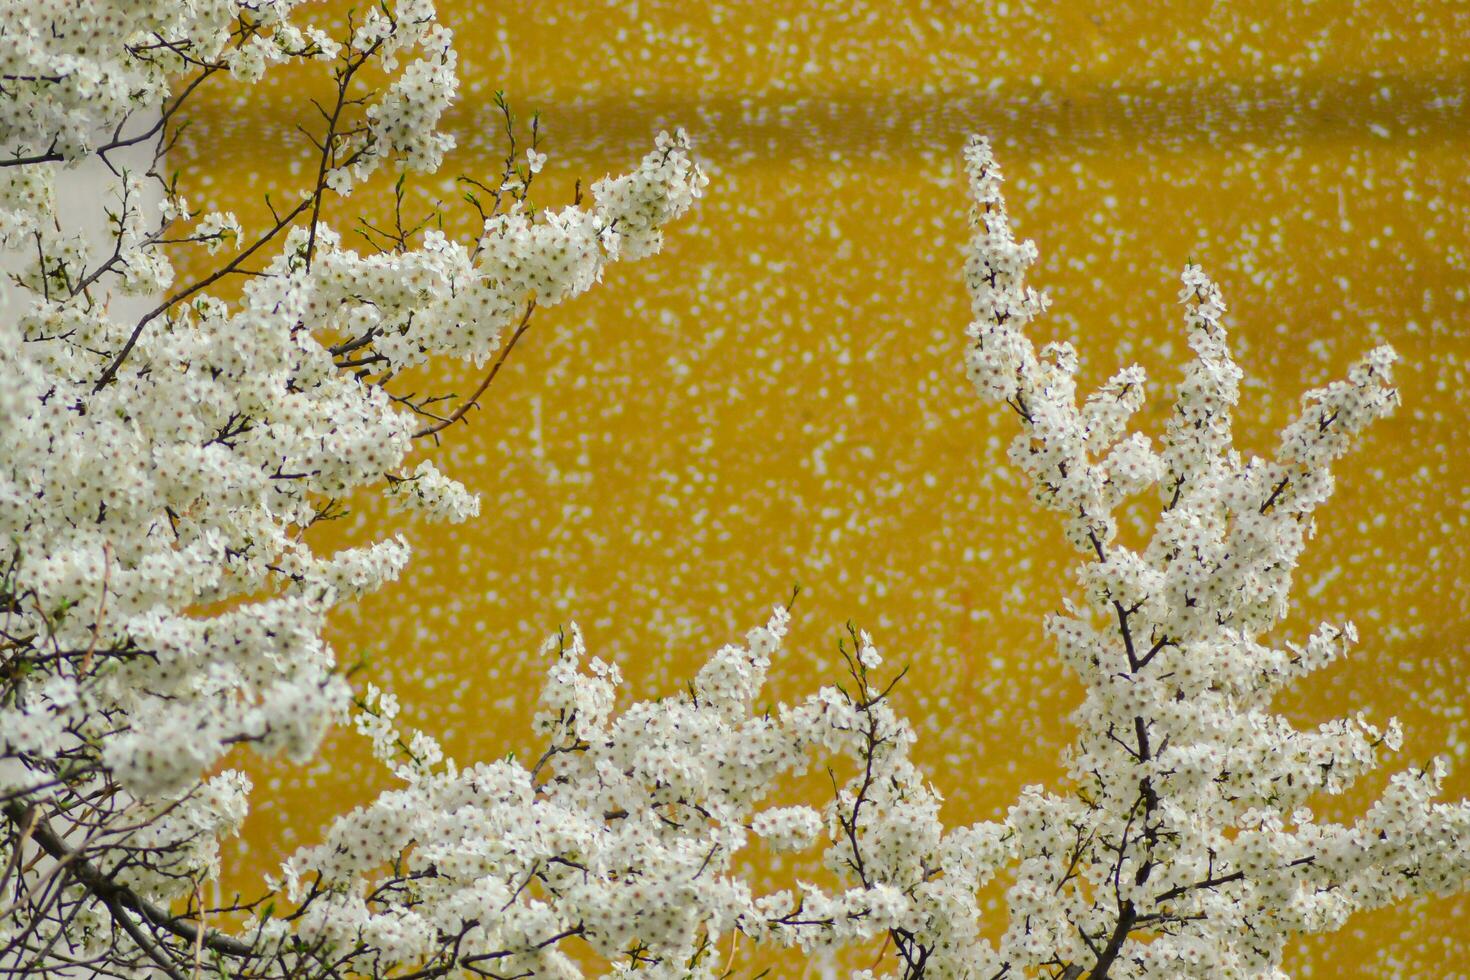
<box><xmin>180</xmin><ymin>1</ymin><xmax>1469</xmax><ymax>974</ymax></box>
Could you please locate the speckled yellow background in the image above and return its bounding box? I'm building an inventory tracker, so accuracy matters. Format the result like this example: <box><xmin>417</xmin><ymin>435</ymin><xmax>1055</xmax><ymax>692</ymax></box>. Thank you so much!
<box><xmin>180</xmin><ymin>2</ymin><xmax>1469</xmax><ymax>974</ymax></box>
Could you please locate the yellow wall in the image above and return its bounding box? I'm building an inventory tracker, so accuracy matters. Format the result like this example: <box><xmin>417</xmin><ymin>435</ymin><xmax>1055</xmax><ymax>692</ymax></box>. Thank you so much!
<box><xmin>181</xmin><ymin>1</ymin><xmax>1469</xmax><ymax>973</ymax></box>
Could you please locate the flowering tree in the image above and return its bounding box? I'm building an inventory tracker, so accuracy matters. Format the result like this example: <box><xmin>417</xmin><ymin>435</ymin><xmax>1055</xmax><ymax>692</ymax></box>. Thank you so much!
<box><xmin>0</xmin><ymin>1</ymin><xmax>706</xmax><ymax>975</ymax></box>
<box><xmin>3</xmin><ymin>2</ymin><xmax>1468</xmax><ymax>977</ymax></box>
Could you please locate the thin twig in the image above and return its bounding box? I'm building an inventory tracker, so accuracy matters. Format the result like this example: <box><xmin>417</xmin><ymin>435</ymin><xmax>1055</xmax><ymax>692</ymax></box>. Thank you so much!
<box><xmin>414</xmin><ymin>301</ymin><xmax>536</xmax><ymax>439</ymax></box>
<box><xmin>79</xmin><ymin>543</ymin><xmax>111</xmax><ymax>675</ymax></box>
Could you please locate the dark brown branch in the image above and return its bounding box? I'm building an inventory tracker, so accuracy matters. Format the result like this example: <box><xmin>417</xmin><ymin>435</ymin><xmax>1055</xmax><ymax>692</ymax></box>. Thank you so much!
<box><xmin>101</xmin><ymin>889</ymin><xmax>189</xmax><ymax>980</ymax></box>
<box><xmin>1084</xmin><ymin>899</ymin><xmax>1135</xmax><ymax>980</ymax></box>
<box><xmin>414</xmin><ymin>301</ymin><xmax>536</xmax><ymax>439</ymax></box>
<box><xmin>1134</xmin><ymin>635</ymin><xmax>1175</xmax><ymax>670</ymax></box>
<box><xmin>1259</xmin><ymin>476</ymin><xmax>1291</xmax><ymax>515</ymax></box>
<box><xmin>2</xmin><ymin>801</ymin><xmax>257</xmax><ymax>961</ymax></box>
<box><xmin>92</xmin><ymin>193</ymin><xmax>316</xmax><ymax>391</ymax></box>
<box><xmin>1151</xmin><ymin>869</ymin><xmax>1245</xmax><ymax>905</ymax></box>
<box><xmin>1114</xmin><ymin>601</ymin><xmax>1139</xmax><ymax>673</ymax></box>
<box><xmin>2</xmin><ymin>65</ymin><xmax>217</xmax><ymax>170</ymax></box>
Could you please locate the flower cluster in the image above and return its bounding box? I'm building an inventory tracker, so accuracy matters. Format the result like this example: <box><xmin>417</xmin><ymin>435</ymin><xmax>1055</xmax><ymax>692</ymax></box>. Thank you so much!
<box><xmin>269</xmin><ymin>610</ymin><xmax>1000</xmax><ymax>978</ymax></box>
<box><xmin>3</xmin><ymin>5</ymin><xmax>1467</xmax><ymax>970</ymax></box>
<box><xmin>1</xmin><ymin>1</ymin><xmax>705</xmax><ymax>975</ymax></box>
<box><xmin>947</xmin><ymin>136</ymin><xmax>1470</xmax><ymax>977</ymax></box>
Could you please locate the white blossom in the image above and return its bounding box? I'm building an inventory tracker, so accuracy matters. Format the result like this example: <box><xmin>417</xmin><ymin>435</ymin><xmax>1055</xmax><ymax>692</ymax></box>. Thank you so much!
<box><xmin>1</xmin><ymin>1</ymin><xmax>706</xmax><ymax>975</ymax></box>
<box><xmin>2</xmin><ymin>8</ymin><xmax>1466</xmax><ymax>973</ymax></box>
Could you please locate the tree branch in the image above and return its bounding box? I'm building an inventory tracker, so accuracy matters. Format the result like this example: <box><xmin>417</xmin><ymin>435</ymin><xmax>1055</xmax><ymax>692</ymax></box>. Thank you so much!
<box><xmin>414</xmin><ymin>301</ymin><xmax>536</xmax><ymax>440</ymax></box>
<box><xmin>2</xmin><ymin>801</ymin><xmax>257</xmax><ymax>961</ymax></box>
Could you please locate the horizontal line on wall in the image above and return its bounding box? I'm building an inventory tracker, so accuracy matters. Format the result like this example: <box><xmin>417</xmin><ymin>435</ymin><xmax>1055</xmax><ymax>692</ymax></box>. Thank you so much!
<box><xmin>182</xmin><ymin>68</ymin><xmax>1469</xmax><ymax>167</ymax></box>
